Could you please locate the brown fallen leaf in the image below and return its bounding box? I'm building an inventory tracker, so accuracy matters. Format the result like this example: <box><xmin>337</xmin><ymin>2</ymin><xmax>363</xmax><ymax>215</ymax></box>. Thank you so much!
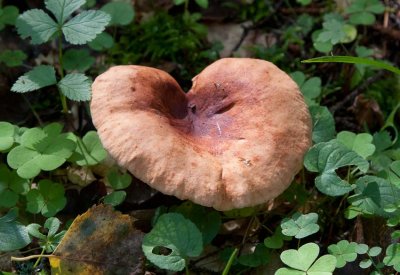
<box><xmin>50</xmin><ymin>204</ymin><xmax>145</xmax><ymax>275</ymax></box>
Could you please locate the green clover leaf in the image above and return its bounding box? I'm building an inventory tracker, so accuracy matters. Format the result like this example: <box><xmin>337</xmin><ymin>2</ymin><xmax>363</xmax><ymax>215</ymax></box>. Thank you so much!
<box><xmin>27</xmin><ymin>217</ymin><xmax>65</xmax><ymax>253</ymax></box>
<box><xmin>281</xmin><ymin>212</ymin><xmax>320</xmax><ymax>239</ymax></box>
<box><xmin>107</xmin><ymin>169</ymin><xmax>132</xmax><ymax>190</ymax></box>
<box><xmin>290</xmin><ymin>71</ymin><xmax>321</xmax><ymax>104</ymax></box>
<box><xmin>337</xmin><ymin>131</ymin><xmax>376</xmax><ymax>159</ymax></box>
<box><xmin>142</xmin><ymin>213</ymin><xmax>203</xmax><ymax>271</ymax></box>
<box><xmin>304</xmin><ymin>139</ymin><xmax>369</xmax><ymax>196</ymax></box>
<box><xmin>0</xmin><ymin>208</ymin><xmax>31</xmax><ymax>252</ymax></box>
<box><xmin>0</xmin><ymin>121</ymin><xmax>18</xmax><ymax>151</ymax></box>
<box><xmin>103</xmin><ymin>190</ymin><xmax>127</xmax><ymax>207</ymax></box>
<box><xmin>328</xmin><ymin>240</ymin><xmax>358</xmax><ymax>268</ymax></box>
<box><xmin>26</xmin><ymin>179</ymin><xmax>67</xmax><ymax>217</ymax></box>
<box><xmin>69</xmin><ymin>131</ymin><xmax>106</xmax><ymax>166</ymax></box>
<box><xmin>383</xmin><ymin>243</ymin><xmax>400</xmax><ymax>272</ymax></box>
<box><xmin>276</xmin><ymin>243</ymin><xmax>337</xmax><ymax>274</ymax></box>
<box><xmin>7</xmin><ymin>123</ymin><xmax>76</xmax><ymax>179</ymax></box>
<box><xmin>264</xmin><ymin>226</ymin><xmax>291</xmax><ymax>249</ymax></box>
<box><xmin>0</xmin><ymin>164</ymin><xmax>29</xmax><ymax>208</ymax></box>
<box><xmin>346</xmin><ymin>0</ymin><xmax>385</xmax><ymax>25</ymax></box>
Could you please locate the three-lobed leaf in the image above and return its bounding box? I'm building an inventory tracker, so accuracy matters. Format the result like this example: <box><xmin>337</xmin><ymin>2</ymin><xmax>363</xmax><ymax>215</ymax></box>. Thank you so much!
<box><xmin>0</xmin><ymin>164</ymin><xmax>29</xmax><ymax>208</ymax></box>
<box><xmin>337</xmin><ymin>131</ymin><xmax>375</xmax><ymax>159</ymax></box>
<box><xmin>16</xmin><ymin>9</ymin><xmax>58</xmax><ymax>44</ymax></box>
<box><xmin>328</xmin><ymin>240</ymin><xmax>358</xmax><ymax>268</ymax></box>
<box><xmin>69</xmin><ymin>131</ymin><xmax>106</xmax><ymax>165</ymax></box>
<box><xmin>142</xmin><ymin>213</ymin><xmax>203</xmax><ymax>271</ymax></box>
<box><xmin>281</xmin><ymin>212</ymin><xmax>320</xmax><ymax>239</ymax></box>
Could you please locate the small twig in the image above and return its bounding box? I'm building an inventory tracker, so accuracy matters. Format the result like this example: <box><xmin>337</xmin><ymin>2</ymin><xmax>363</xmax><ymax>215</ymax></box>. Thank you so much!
<box><xmin>22</xmin><ymin>94</ymin><xmax>43</xmax><ymax>126</ymax></box>
<box><xmin>330</xmin><ymin>71</ymin><xmax>386</xmax><ymax>114</ymax></box>
<box><xmin>11</xmin><ymin>254</ymin><xmax>55</xmax><ymax>262</ymax></box>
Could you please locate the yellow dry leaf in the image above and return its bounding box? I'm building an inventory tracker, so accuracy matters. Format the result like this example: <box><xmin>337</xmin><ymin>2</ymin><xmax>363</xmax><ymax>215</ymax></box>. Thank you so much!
<box><xmin>49</xmin><ymin>204</ymin><xmax>144</xmax><ymax>274</ymax></box>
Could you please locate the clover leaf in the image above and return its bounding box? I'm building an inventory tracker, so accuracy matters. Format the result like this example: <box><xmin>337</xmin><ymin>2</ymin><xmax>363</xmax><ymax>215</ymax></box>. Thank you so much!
<box><xmin>337</xmin><ymin>131</ymin><xmax>375</xmax><ymax>159</ymax></box>
<box><xmin>0</xmin><ymin>121</ymin><xmax>18</xmax><ymax>151</ymax></box>
<box><xmin>383</xmin><ymin>243</ymin><xmax>400</xmax><ymax>272</ymax></box>
<box><xmin>304</xmin><ymin>139</ymin><xmax>369</xmax><ymax>196</ymax></box>
<box><xmin>16</xmin><ymin>0</ymin><xmax>110</xmax><ymax>45</ymax></box>
<box><xmin>103</xmin><ymin>169</ymin><xmax>132</xmax><ymax>207</ymax></box>
<box><xmin>348</xmin><ymin>176</ymin><xmax>400</xmax><ymax>217</ymax></box>
<box><xmin>328</xmin><ymin>240</ymin><xmax>358</xmax><ymax>268</ymax></box>
<box><xmin>276</xmin><ymin>243</ymin><xmax>337</xmax><ymax>275</ymax></box>
<box><xmin>142</xmin><ymin>213</ymin><xmax>203</xmax><ymax>271</ymax></box>
<box><xmin>290</xmin><ymin>71</ymin><xmax>321</xmax><ymax>104</ymax></box>
<box><xmin>346</xmin><ymin>0</ymin><xmax>385</xmax><ymax>25</ymax></box>
<box><xmin>27</xmin><ymin>217</ymin><xmax>65</xmax><ymax>253</ymax></box>
<box><xmin>264</xmin><ymin>226</ymin><xmax>291</xmax><ymax>249</ymax></box>
<box><xmin>0</xmin><ymin>164</ymin><xmax>29</xmax><ymax>208</ymax></box>
<box><xmin>0</xmin><ymin>208</ymin><xmax>31</xmax><ymax>252</ymax></box>
<box><xmin>7</xmin><ymin>123</ymin><xmax>76</xmax><ymax>179</ymax></box>
<box><xmin>281</xmin><ymin>212</ymin><xmax>319</xmax><ymax>239</ymax></box>
<box><xmin>69</xmin><ymin>131</ymin><xmax>106</xmax><ymax>166</ymax></box>
<box><xmin>26</xmin><ymin>179</ymin><xmax>67</xmax><ymax>217</ymax></box>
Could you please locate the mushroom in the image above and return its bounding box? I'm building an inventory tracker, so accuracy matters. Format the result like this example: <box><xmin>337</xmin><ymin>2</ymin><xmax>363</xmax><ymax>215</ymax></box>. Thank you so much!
<box><xmin>91</xmin><ymin>58</ymin><xmax>312</xmax><ymax>211</ymax></box>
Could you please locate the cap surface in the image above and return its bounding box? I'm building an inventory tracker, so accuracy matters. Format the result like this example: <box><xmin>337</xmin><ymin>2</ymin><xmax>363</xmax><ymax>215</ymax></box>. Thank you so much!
<box><xmin>91</xmin><ymin>58</ymin><xmax>312</xmax><ymax>211</ymax></box>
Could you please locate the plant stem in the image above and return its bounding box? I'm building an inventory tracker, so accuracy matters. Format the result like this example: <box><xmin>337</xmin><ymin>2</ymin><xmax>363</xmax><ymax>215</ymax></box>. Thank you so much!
<box><xmin>222</xmin><ymin>248</ymin><xmax>239</xmax><ymax>275</ymax></box>
<box><xmin>58</xmin><ymin>31</ymin><xmax>68</xmax><ymax>114</ymax></box>
<box><xmin>185</xmin><ymin>259</ymin><xmax>190</xmax><ymax>275</ymax></box>
<box><xmin>11</xmin><ymin>254</ymin><xmax>54</xmax><ymax>262</ymax></box>
<box><xmin>33</xmin><ymin>247</ymin><xmax>45</xmax><ymax>268</ymax></box>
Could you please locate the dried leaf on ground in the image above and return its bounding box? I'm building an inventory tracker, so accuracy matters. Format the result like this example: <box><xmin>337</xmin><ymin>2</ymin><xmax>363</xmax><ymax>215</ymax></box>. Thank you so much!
<box><xmin>50</xmin><ymin>204</ymin><xmax>145</xmax><ymax>274</ymax></box>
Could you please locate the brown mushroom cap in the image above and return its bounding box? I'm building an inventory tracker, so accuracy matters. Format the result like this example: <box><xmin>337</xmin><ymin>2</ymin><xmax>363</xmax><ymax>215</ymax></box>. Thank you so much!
<box><xmin>91</xmin><ymin>58</ymin><xmax>312</xmax><ymax>211</ymax></box>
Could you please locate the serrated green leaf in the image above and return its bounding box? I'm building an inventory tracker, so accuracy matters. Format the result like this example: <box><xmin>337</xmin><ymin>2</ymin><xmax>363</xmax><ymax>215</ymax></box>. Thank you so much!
<box><xmin>337</xmin><ymin>131</ymin><xmax>375</xmax><ymax>159</ymax></box>
<box><xmin>309</xmin><ymin>105</ymin><xmax>336</xmax><ymax>143</ymax></box>
<box><xmin>328</xmin><ymin>240</ymin><xmax>358</xmax><ymax>268</ymax></box>
<box><xmin>0</xmin><ymin>208</ymin><xmax>31</xmax><ymax>252</ymax></box>
<box><xmin>16</xmin><ymin>9</ymin><xmax>58</xmax><ymax>44</ymax></box>
<box><xmin>104</xmin><ymin>190</ymin><xmax>126</xmax><ymax>206</ymax></box>
<box><xmin>62</xmin><ymin>10</ymin><xmax>111</xmax><ymax>45</ymax></box>
<box><xmin>26</xmin><ymin>180</ymin><xmax>66</xmax><ymax>217</ymax></box>
<box><xmin>45</xmin><ymin>0</ymin><xmax>85</xmax><ymax>24</ymax></box>
<box><xmin>281</xmin><ymin>212</ymin><xmax>319</xmax><ymax>239</ymax></box>
<box><xmin>0</xmin><ymin>6</ymin><xmax>19</xmax><ymax>26</ymax></box>
<box><xmin>11</xmin><ymin>65</ymin><xmax>57</xmax><ymax>93</ymax></box>
<box><xmin>348</xmin><ymin>175</ymin><xmax>400</xmax><ymax>217</ymax></box>
<box><xmin>0</xmin><ymin>50</ymin><xmax>27</xmax><ymax>67</ymax></box>
<box><xmin>142</xmin><ymin>213</ymin><xmax>203</xmax><ymax>271</ymax></box>
<box><xmin>63</xmin><ymin>49</ymin><xmax>95</xmax><ymax>72</ymax></box>
<box><xmin>0</xmin><ymin>121</ymin><xmax>16</xmax><ymax>151</ymax></box>
<box><xmin>101</xmin><ymin>1</ymin><xmax>135</xmax><ymax>26</ymax></box>
<box><xmin>88</xmin><ymin>32</ymin><xmax>114</xmax><ymax>51</ymax></box>
<box><xmin>107</xmin><ymin>170</ymin><xmax>132</xmax><ymax>190</ymax></box>
<box><xmin>58</xmin><ymin>73</ymin><xmax>91</xmax><ymax>101</ymax></box>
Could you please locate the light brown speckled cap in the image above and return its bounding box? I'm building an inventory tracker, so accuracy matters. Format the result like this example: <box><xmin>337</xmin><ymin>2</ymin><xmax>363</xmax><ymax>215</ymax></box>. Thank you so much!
<box><xmin>91</xmin><ymin>58</ymin><xmax>312</xmax><ymax>211</ymax></box>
